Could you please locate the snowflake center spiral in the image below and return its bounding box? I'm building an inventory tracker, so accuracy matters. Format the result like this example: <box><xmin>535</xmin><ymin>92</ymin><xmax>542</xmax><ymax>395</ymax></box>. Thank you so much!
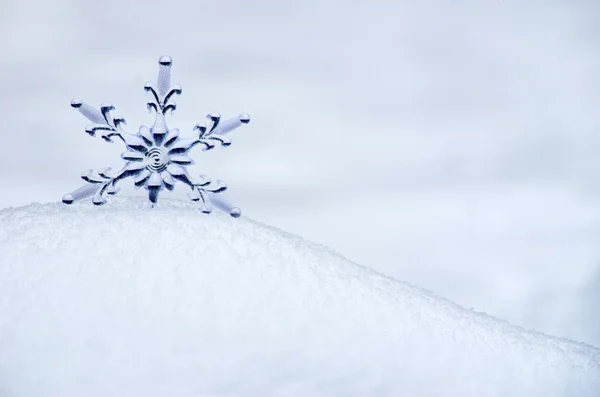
<box><xmin>146</xmin><ymin>148</ymin><xmax>168</xmax><ymax>172</ymax></box>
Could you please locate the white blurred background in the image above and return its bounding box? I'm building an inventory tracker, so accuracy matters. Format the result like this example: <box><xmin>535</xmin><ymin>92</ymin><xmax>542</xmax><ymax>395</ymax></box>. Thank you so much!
<box><xmin>1</xmin><ymin>0</ymin><xmax>599</xmax><ymax>346</ymax></box>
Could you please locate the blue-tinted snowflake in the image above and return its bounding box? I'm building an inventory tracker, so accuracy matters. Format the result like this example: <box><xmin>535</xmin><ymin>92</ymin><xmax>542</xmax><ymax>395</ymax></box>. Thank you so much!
<box><xmin>62</xmin><ymin>56</ymin><xmax>250</xmax><ymax>217</ymax></box>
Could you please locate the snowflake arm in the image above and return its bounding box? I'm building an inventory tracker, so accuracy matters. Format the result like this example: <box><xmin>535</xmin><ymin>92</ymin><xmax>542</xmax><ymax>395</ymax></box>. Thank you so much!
<box><xmin>62</xmin><ymin>56</ymin><xmax>251</xmax><ymax>217</ymax></box>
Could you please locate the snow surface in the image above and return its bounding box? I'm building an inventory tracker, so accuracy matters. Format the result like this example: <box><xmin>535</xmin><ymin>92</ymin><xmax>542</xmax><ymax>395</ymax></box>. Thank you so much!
<box><xmin>0</xmin><ymin>198</ymin><xmax>599</xmax><ymax>397</ymax></box>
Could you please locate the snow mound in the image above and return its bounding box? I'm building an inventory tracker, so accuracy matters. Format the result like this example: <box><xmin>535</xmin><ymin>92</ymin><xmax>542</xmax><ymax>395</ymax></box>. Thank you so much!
<box><xmin>0</xmin><ymin>198</ymin><xmax>599</xmax><ymax>397</ymax></box>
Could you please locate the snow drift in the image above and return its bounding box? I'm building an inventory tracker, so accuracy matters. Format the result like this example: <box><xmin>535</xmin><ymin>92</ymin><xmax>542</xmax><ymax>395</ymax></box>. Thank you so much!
<box><xmin>0</xmin><ymin>198</ymin><xmax>599</xmax><ymax>397</ymax></box>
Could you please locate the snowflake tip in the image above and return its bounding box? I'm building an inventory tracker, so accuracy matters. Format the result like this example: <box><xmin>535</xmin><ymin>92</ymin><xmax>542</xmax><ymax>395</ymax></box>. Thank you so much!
<box><xmin>239</xmin><ymin>113</ymin><xmax>251</xmax><ymax>124</ymax></box>
<box><xmin>62</xmin><ymin>194</ymin><xmax>74</xmax><ymax>205</ymax></box>
<box><xmin>70</xmin><ymin>98</ymin><xmax>83</xmax><ymax>108</ymax></box>
<box><xmin>159</xmin><ymin>56</ymin><xmax>172</xmax><ymax>66</ymax></box>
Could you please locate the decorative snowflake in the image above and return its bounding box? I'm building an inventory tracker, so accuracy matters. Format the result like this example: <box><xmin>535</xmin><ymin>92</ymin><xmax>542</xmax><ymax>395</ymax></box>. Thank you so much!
<box><xmin>62</xmin><ymin>56</ymin><xmax>250</xmax><ymax>217</ymax></box>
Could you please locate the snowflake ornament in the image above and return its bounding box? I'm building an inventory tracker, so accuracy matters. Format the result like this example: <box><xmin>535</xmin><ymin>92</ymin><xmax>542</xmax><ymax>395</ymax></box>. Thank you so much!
<box><xmin>62</xmin><ymin>56</ymin><xmax>250</xmax><ymax>217</ymax></box>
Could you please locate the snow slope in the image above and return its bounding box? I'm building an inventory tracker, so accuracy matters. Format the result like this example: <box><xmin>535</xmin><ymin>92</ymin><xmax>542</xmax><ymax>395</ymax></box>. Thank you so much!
<box><xmin>0</xmin><ymin>198</ymin><xmax>599</xmax><ymax>397</ymax></box>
